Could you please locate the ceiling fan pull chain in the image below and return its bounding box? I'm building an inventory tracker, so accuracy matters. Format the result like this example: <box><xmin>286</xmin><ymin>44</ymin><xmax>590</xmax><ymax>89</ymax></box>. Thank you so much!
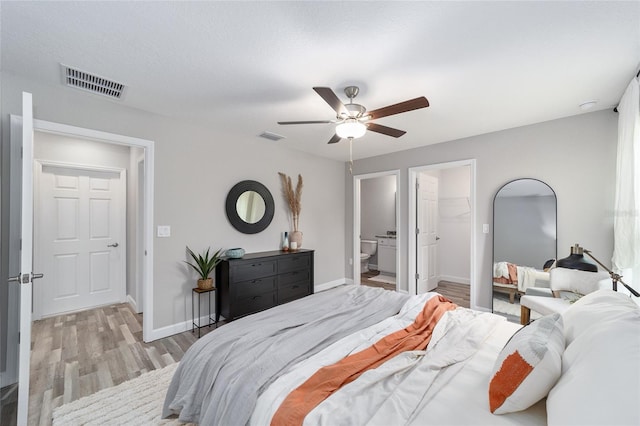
<box><xmin>349</xmin><ymin>137</ymin><xmax>353</xmax><ymax>175</ymax></box>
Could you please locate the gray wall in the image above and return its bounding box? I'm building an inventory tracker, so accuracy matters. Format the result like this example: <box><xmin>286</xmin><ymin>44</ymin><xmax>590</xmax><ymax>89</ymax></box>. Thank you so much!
<box><xmin>1</xmin><ymin>72</ymin><xmax>347</xmax><ymax>333</ymax></box>
<box><xmin>346</xmin><ymin>110</ymin><xmax>617</xmax><ymax>310</ymax></box>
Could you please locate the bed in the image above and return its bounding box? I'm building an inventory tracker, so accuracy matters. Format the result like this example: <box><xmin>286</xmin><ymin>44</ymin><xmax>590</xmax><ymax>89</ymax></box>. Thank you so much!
<box><xmin>493</xmin><ymin>261</ymin><xmax>550</xmax><ymax>303</ymax></box>
<box><xmin>163</xmin><ymin>285</ymin><xmax>639</xmax><ymax>426</ymax></box>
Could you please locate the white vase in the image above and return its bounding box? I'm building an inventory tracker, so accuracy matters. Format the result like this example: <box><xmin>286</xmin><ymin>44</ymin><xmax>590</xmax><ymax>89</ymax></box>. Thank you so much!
<box><xmin>290</xmin><ymin>231</ymin><xmax>303</xmax><ymax>248</ymax></box>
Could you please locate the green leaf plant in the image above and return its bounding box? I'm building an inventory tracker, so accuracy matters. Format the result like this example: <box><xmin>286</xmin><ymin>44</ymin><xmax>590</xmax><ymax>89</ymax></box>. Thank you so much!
<box><xmin>185</xmin><ymin>246</ymin><xmax>223</xmax><ymax>280</ymax></box>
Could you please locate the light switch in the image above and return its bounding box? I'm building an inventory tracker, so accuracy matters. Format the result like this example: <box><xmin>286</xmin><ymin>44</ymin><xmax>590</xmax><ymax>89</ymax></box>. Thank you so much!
<box><xmin>482</xmin><ymin>224</ymin><xmax>489</xmax><ymax>234</ymax></box>
<box><xmin>157</xmin><ymin>225</ymin><xmax>171</xmax><ymax>237</ymax></box>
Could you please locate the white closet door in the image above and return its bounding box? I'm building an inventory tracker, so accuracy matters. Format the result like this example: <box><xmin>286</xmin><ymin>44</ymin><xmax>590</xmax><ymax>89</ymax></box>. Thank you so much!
<box><xmin>35</xmin><ymin>164</ymin><xmax>126</xmax><ymax>318</ymax></box>
<box><xmin>417</xmin><ymin>174</ymin><xmax>439</xmax><ymax>293</ymax></box>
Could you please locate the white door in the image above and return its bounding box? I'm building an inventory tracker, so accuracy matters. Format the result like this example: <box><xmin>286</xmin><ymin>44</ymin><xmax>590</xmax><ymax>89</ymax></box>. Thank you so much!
<box><xmin>34</xmin><ymin>164</ymin><xmax>126</xmax><ymax>318</ymax></box>
<box><xmin>3</xmin><ymin>92</ymin><xmax>40</xmax><ymax>425</ymax></box>
<box><xmin>416</xmin><ymin>174</ymin><xmax>439</xmax><ymax>293</ymax></box>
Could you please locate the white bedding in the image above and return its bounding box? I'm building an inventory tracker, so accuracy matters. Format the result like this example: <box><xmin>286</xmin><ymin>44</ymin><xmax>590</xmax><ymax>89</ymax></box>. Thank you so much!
<box><xmin>253</xmin><ymin>293</ymin><xmax>547</xmax><ymax>426</ymax></box>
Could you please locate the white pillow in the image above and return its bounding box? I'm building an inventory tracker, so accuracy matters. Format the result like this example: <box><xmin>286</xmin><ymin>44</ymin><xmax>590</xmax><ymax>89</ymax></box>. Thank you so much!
<box><xmin>562</xmin><ymin>288</ymin><xmax>639</xmax><ymax>344</ymax></box>
<box><xmin>549</xmin><ymin>268</ymin><xmax>610</xmax><ymax>296</ymax></box>
<box><xmin>488</xmin><ymin>313</ymin><xmax>564</xmax><ymax>414</ymax></box>
<box><xmin>547</xmin><ymin>290</ymin><xmax>640</xmax><ymax>425</ymax></box>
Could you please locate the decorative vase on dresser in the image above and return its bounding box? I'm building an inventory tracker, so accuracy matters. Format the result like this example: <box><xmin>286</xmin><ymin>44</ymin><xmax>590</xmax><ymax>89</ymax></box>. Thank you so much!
<box><xmin>215</xmin><ymin>249</ymin><xmax>314</xmax><ymax>321</ymax></box>
<box><xmin>289</xmin><ymin>230</ymin><xmax>303</xmax><ymax>248</ymax></box>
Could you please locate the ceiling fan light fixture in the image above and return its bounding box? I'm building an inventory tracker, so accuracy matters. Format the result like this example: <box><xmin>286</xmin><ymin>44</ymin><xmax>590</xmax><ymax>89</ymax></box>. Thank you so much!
<box><xmin>336</xmin><ymin>119</ymin><xmax>366</xmax><ymax>139</ymax></box>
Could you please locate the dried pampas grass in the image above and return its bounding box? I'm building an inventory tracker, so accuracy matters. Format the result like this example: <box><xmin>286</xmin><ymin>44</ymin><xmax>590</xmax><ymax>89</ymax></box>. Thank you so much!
<box><xmin>278</xmin><ymin>172</ymin><xmax>303</xmax><ymax>231</ymax></box>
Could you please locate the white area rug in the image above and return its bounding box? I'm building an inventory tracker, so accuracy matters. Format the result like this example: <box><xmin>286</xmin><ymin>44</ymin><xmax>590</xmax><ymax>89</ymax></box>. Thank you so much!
<box><xmin>369</xmin><ymin>274</ymin><xmax>396</xmax><ymax>285</ymax></box>
<box><xmin>52</xmin><ymin>363</ymin><xmax>188</xmax><ymax>425</ymax></box>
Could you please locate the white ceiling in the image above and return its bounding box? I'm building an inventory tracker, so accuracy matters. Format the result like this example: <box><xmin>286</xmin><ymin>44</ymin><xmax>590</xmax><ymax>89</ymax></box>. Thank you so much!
<box><xmin>2</xmin><ymin>1</ymin><xmax>639</xmax><ymax>161</ymax></box>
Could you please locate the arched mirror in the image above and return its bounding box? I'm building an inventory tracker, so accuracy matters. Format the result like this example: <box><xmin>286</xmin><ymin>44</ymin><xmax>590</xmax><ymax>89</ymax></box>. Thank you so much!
<box><xmin>492</xmin><ymin>178</ymin><xmax>557</xmax><ymax>322</ymax></box>
<box><xmin>226</xmin><ymin>180</ymin><xmax>274</xmax><ymax>234</ymax></box>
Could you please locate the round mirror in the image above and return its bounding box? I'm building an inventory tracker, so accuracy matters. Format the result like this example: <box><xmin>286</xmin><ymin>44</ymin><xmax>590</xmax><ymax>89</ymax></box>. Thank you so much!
<box><xmin>226</xmin><ymin>181</ymin><xmax>274</xmax><ymax>234</ymax></box>
<box><xmin>236</xmin><ymin>191</ymin><xmax>266</xmax><ymax>224</ymax></box>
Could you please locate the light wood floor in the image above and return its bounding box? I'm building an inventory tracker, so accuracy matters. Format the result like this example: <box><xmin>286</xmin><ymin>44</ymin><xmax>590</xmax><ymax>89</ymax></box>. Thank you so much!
<box><xmin>362</xmin><ymin>273</ymin><xmax>470</xmax><ymax>309</ymax></box>
<box><xmin>435</xmin><ymin>280</ymin><xmax>471</xmax><ymax>308</ymax></box>
<box><xmin>25</xmin><ymin>303</ymin><xmax>215</xmax><ymax>426</ymax></box>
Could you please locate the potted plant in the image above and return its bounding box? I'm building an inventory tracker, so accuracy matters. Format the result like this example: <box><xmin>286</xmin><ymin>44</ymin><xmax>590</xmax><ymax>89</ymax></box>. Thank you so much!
<box><xmin>185</xmin><ymin>246</ymin><xmax>223</xmax><ymax>290</ymax></box>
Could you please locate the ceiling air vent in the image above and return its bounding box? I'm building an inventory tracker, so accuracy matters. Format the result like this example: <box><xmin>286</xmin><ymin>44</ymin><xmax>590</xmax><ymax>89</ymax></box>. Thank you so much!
<box><xmin>259</xmin><ymin>131</ymin><xmax>286</xmax><ymax>141</ymax></box>
<box><xmin>61</xmin><ymin>64</ymin><xmax>126</xmax><ymax>100</ymax></box>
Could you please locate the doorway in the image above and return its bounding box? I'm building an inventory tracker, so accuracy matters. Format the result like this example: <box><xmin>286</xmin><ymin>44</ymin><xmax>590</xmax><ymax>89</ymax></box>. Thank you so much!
<box><xmin>408</xmin><ymin>160</ymin><xmax>478</xmax><ymax>309</ymax></box>
<box><xmin>353</xmin><ymin>170</ymin><xmax>400</xmax><ymax>290</ymax></box>
<box><xmin>28</xmin><ymin>120</ymin><xmax>155</xmax><ymax>338</ymax></box>
<box><xmin>2</xmin><ymin>96</ymin><xmax>155</xmax><ymax>424</ymax></box>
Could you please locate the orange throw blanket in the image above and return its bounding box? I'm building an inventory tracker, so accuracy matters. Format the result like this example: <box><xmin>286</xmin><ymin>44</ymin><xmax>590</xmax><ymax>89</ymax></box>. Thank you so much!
<box><xmin>271</xmin><ymin>295</ymin><xmax>457</xmax><ymax>426</ymax></box>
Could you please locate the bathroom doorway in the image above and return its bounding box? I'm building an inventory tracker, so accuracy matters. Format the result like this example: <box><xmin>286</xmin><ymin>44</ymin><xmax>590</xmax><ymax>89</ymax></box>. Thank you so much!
<box><xmin>353</xmin><ymin>170</ymin><xmax>400</xmax><ymax>290</ymax></box>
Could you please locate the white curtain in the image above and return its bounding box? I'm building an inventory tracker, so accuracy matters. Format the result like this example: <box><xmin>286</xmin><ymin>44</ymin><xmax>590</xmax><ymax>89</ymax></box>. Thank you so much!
<box><xmin>612</xmin><ymin>77</ymin><xmax>640</xmax><ymax>292</ymax></box>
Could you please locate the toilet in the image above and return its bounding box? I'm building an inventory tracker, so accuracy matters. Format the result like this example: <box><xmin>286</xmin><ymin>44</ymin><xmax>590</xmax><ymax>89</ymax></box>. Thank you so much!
<box><xmin>360</xmin><ymin>239</ymin><xmax>378</xmax><ymax>273</ymax></box>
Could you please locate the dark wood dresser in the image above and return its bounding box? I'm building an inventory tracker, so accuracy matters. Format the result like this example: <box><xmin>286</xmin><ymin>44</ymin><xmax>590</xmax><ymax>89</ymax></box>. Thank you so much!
<box><xmin>215</xmin><ymin>249</ymin><xmax>314</xmax><ymax>321</ymax></box>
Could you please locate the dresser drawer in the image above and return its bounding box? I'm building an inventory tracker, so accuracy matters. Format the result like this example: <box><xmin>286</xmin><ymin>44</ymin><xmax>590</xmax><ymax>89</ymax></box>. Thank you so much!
<box><xmin>235</xmin><ymin>291</ymin><xmax>277</xmax><ymax>318</ymax></box>
<box><xmin>278</xmin><ymin>253</ymin><xmax>311</xmax><ymax>274</ymax></box>
<box><xmin>279</xmin><ymin>269</ymin><xmax>311</xmax><ymax>287</ymax></box>
<box><xmin>231</xmin><ymin>260</ymin><xmax>277</xmax><ymax>282</ymax></box>
<box><xmin>278</xmin><ymin>282</ymin><xmax>310</xmax><ymax>304</ymax></box>
<box><xmin>233</xmin><ymin>276</ymin><xmax>277</xmax><ymax>299</ymax></box>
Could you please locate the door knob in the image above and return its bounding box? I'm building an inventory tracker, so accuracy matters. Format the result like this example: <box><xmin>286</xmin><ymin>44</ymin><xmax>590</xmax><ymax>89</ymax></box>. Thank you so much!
<box><xmin>108</xmin><ymin>242</ymin><xmax>119</xmax><ymax>248</ymax></box>
<box><xmin>436</xmin><ymin>236</ymin><xmax>441</xmax><ymax>241</ymax></box>
<box><xmin>8</xmin><ymin>273</ymin><xmax>43</xmax><ymax>284</ymax></box>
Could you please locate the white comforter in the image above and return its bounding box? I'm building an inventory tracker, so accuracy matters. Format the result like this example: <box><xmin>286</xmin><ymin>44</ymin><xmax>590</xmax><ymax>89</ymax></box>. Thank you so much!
<box><xmin>252</xmin><ymin>292</ymin><xmax>546</xmax><ymax>426</ymax></box>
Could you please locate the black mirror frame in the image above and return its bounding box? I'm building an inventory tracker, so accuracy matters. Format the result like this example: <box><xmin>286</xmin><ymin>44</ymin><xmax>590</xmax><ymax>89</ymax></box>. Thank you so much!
<box><xmin>225</xmin><ymin>180</ymin><xmax>275</xmax><ymax>234</ymax></box>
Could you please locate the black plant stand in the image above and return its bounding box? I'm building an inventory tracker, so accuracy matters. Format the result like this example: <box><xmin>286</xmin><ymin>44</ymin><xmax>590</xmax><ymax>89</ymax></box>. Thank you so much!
<box><xmin>192</xmin><ymin>287</ymin><xmax>216</xmax><ymax>338</ymax></box>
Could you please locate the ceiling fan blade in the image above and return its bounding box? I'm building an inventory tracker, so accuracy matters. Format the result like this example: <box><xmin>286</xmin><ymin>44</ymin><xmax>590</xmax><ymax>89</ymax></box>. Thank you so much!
<box><xmin>313</xmin><ymin>87</ymin><xmax>348</xmax><ymax>116</ymax></box>
<box><xmin>278</xmin><ymin>120</ymin><xmax>333</xmax><ymax>125</ymax></box>
<box><xmin>367</xmin><ymin>97</ymin><xmax>429</xmax><ymax>120</ymax></box>
<box><xmin>327</xmin><ymin>134</ymin><xmax>342</xmax><ymax>144</ymax></box>
<box><xmin>366</xmin><ymin>122</ymin><xmax>407</xmax><ymax>138</ymax></box>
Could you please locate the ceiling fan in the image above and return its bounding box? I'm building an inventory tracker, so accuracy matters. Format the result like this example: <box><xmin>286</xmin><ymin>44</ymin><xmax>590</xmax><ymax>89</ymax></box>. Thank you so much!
<box><xmin>278</xmin><ymin>86</ymin><xmax>430</xmax><ymax>144</ymax></box>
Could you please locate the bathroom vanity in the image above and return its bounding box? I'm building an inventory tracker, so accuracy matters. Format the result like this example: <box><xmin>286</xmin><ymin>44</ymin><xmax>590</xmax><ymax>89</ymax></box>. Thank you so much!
<box><xmin>376</xmin><ymin>236</ymin><xmax>397</xmax><ymax>275</ymax></box>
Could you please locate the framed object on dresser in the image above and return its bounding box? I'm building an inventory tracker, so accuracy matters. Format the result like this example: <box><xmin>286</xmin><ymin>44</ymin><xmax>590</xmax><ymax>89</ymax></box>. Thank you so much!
<box><xmin>215</xmin><ymin>249</ymin><xmax>314</xmax><ymax>321</ymax></box>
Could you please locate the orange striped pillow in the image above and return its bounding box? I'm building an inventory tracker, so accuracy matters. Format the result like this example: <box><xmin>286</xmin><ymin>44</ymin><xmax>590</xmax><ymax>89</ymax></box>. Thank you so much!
<box><xmin>489</xmin><ymin>313</ymin><xmax>564</xmax><ymax>414</ymax></box>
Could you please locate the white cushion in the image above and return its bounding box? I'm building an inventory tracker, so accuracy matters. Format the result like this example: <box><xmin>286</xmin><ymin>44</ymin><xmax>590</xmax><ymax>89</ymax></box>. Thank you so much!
<box><xmin>488</xmin><ymin>313</ymin><xmax>564</xmax><ymax>414</ymax></box>
<box><xmin>520</xmin><ymin>295</ymin><xmax>571</xmax><ymax>316</ymax></box>
<box><xmin>547</xmin><ymin>290</ymin><xmax>640</xmax><ymax>425</ymax></box>
<box><xmin>549</xmin><ymin>268</ymin><xmax>610</xmax><ymax>295</ymax></box>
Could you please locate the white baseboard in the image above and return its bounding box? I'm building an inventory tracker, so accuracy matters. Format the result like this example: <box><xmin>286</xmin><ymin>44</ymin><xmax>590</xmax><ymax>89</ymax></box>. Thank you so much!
<box><xmin>145</xmin><ymin>314</ymin><xmax>220</xmax><ymax>342</ymax></box>
<box><xmin>439</xmin><ymin>275</ymin><xmax>470</xmax><ymax>285</ymax></box>
<box><xmin>127</xmin><ymin>294</ymin><xmax>141</xmax><ymax>313</ymax></box>
<box><xmin>315</xmin><ymin>278</ymin><xmax>350</xmax><ymax>292</ymax></box>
